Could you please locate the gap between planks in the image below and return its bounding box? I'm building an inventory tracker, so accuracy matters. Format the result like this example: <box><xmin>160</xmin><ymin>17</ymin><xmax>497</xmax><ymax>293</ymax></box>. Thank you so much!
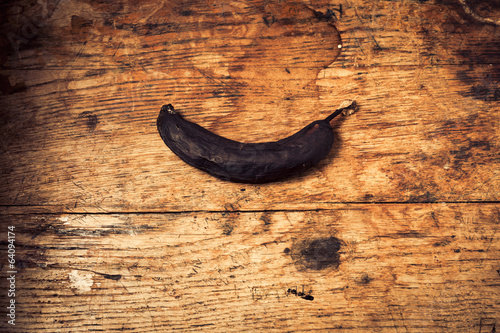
<box><xmin>0</xmin><ymin>200</ymin><xmax>498</xmax><ymax>215</ymax></box>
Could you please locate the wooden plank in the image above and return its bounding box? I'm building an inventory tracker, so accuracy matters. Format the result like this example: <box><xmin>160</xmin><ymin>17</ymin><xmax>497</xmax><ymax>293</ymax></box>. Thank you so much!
<box><xmin>0</xmin><ymin>0</ymin><xmax>498</xmax><ymax>213</ymax></box>
<box><xmin>1</xmin><ymin>203</ymin><xmax>498</xmax><ymax>332</ymax></box>
<box><xmin>1</xmin><ymin>0</ymin><xmax>499</xmax><ymax>212</ymax></box>
<box><xmin>1</xmin><ymin>1</ymin><xmax>498</xmax><ymax>332</ymax></box>
<box><xmin>0</xmin><ymin>63</ymin><xmax>498</xmax><ymax>213</ymax></box>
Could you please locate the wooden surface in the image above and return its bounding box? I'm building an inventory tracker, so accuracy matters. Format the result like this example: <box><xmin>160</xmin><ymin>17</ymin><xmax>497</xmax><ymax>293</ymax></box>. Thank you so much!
<box><xmin>0</xmin><ymin>0</ymin><xmax>499</xmax><ymax>332</ymax></box>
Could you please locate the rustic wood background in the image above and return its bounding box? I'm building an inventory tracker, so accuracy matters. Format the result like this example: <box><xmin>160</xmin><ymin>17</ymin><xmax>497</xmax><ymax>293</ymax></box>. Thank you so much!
<box><xmin>1</xmin><ymin>0</ymin><xmax>499</xmax><ymax>332</ymax></box>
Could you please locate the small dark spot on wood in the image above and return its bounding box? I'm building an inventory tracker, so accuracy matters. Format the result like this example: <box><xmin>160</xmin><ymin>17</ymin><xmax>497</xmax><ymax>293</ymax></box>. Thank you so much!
<box><xmin>280</xmin><ymin>18</ymin><xmax>295</xmax><ymax>26</ymax></box>
<box><xmin>433</xmin><ymin>239</ymin><xmax>451</xmax><ymax>247</ymax></box>
<box><xmin>364</xmin><ymin>193</ymin><xmax>374</xmax><ymax>200</ymax></box>
<box><xmin>408</xmin><ymin>191</ymin><xmax>438</xmax><ymax>203</ymax></box>
<box><xmin>359</xmin><ymin>273</ymin><xmax>373</xmax><ymax>284</ymax></box>
<box><xmin>263</xmin><ymin>15</ymin><xmax>275</xmax><ymax>27</ymax></box>
<box><xmin>454</xmin><ymin>248</ymin><xmax>461</xmax><ymax>253</ymax></box>
<box><xmin>212</xmin><ymin>88</ymin><xmax>226</xmax><ymax>96</ymax></box>
<box><xmin>313</xmin><ymin>7</ymin><xmax>341</xmax><ymax>21</ymax></box>
<box><xmin>16</xmin><ymin>260</ymin><xmax>28</xmax><ymax>269</ymax></box>
<box><xmin>231</xmin><ymin>64</ymin><xmax>244</xmax><ymax>72</ymax></box>
<box><xmin>285</xmin><ymin>68</ymin><xmax>290</xmax><ymax>74</ymax></box>
<box><xmin>77</xmin><ymin>111</ymin><xmax>98</xmax><ymax>132</ymax></box>
<box><xmin>469</xmin><ymin>140</ymin><xmax>491</xmax><ymax>150</ymax></box>
<box><xmin>240</xmin><ymin>188</ymin><xmax>245</xmax><ymax>191</ymax></box>
<box><xmin>303</xmin><ymin>295</ymin><xmax>314</xmax><ymax>301</ymax></box>
<box><xmin>283</xmin><ymin>247</ymin><xmax>291</xmax><ymax>254</ymax></box>
<box><xmin>221</xmin><ymin>222</ymin><xmax>234</xmax><ymax>236</ymax></box>
<box><xmin>102</xmin><ymin>274</ymin><xmax>122</xmax><ymax>281</ymax></box>
<box><xmin>260</xmin><ymin>212</ymin><xmax>272</xmax><ymax>226</ymax></box>
<box><xmin>180</xmin><ymin>10</ymin><xmax>193</xmax><ymax>16</ymax></box>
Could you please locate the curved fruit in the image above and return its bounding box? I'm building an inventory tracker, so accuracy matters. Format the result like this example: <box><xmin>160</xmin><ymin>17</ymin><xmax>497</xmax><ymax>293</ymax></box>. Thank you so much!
<box><xmin>157</xmin><ymin>103</ymin><xmax>356</xmax><ymax>183</ymax></box>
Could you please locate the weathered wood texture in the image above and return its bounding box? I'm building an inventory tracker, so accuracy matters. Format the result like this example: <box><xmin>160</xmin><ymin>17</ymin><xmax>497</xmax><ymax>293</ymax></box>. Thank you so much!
<box><xmin>0</xmin><ymin>0</ymin><xmax>499</xmax><ymax>212</ymax></box>
<box><xmin>1</xmin><ymin>204</ymin><xmax>499</xmax><ymax>332</ymax></box>
<box><xmin>0</xmin><ymin>0</ymin><xmax>499</xmax><ymax>332</ymax></box>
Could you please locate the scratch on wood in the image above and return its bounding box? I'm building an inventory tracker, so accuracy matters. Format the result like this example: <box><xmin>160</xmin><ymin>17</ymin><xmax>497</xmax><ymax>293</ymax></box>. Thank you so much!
<box><xmin>353</xmin><ymin>8</ymin><xmax>383</xmax><ymax>50</ymax></box>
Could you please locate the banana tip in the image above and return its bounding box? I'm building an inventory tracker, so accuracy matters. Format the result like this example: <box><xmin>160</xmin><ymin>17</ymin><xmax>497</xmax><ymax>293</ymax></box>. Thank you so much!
<box><xmin>340</xmin><ymin>100</ymin><xmax>357</xmax><ymax>116</ymax></box>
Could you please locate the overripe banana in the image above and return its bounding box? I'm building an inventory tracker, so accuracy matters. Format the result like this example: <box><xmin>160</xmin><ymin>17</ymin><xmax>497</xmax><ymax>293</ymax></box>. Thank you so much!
<box><xmin>156</xmin><ymin>102</ymin><xmax>356</xmax><ymax>183</ymax></box>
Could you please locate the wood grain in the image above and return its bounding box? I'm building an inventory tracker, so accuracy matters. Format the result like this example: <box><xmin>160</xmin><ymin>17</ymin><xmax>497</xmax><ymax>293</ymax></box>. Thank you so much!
<box><xmin>1</xmin><ymin>204</ymin><xmax>499</xmax><ymax>332</ymax></box>
<box><xmin>1</xmin><ymin>0</ymin><xmax>499</xmax><ymax>212</ymax></box>
<box><xmin>0</xmin><ymin>0</ymin><xmax>499</xmax><ymax>332</ymax></box>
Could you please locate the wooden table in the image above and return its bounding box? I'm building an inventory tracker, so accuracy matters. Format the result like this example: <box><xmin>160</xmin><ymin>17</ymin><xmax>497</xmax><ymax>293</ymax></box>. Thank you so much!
<box><xmin>1</xmin><ymin>0</ymin><xmax>499</xmax><ymax>332</ymax></box>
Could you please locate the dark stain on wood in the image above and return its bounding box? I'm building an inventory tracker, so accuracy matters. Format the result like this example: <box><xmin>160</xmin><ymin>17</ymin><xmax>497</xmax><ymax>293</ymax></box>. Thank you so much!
<box><xmin>290</xmin><ymin>236</ymin><xmax>342</xmax><ymax>271</ymax></box>
<box><xmin>180</xmin><ymin>10</ymin><xmax>193</xmax><ymax>17</ymax></box>
<box><xmin>101</xmin><ymin>273</ymin><xmax>122</xmax><ymax>281</ymax></box>
<box><xmin>358</xmin><ymin>273</ymin><xmax>373</xmax><ymax>284</ymax></box>
<box><xmin>219</xmin><ymin>220</ymin><xmax>235</xmax><ymax>236</ymax></box>
<box><xmin>262</xmin><ymin>15</ymin><xmax>276</xmax><ymax>27</ymax></box>
<box><xmin>260</xmin><ymin>211</ymin><xmax>272</xmax><ymax>226</ymax></box>
<box><xmin>408</xmin><ymin>192</ymin><xmax>438</xmax><ymax>204</ymax></box>
<box><xmin>77</xmin><ymin>111</ymin><xmax>99</xmax><ymax>132</ymax></box>
<box><xmin>309</xmin><ymin>5</ymin><xmax>343</xmax><ymax>21</ymax></box>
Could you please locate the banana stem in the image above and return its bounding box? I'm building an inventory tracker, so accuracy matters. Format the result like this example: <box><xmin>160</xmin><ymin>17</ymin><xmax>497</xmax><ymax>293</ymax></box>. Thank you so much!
<box><xmin>325</xmin><ymin>100</ymin><xmax>357</xmax><ymax>123</ymax></box>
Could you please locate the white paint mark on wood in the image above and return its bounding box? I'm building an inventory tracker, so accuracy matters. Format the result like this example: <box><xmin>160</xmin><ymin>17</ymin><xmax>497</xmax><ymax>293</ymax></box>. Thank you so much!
<box><xmin>68</xmin><ymin>270</ymin><xmax>94</xmax><ymax>294</ymax></box>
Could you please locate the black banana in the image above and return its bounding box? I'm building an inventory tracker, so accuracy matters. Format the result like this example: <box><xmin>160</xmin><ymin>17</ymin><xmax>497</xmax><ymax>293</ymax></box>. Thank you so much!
<box><xmin>156</xmin><ymin>102</ymin><xmax>356</xmax><ymax>183</ymax></box>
